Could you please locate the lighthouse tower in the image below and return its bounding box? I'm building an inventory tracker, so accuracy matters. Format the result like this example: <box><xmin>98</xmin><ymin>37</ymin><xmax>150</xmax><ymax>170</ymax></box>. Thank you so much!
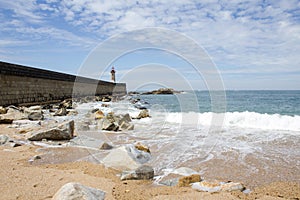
<box><xmin>110</xmin><ymin>66</ymin><xmax>116</xmax><ymax>83</ymax></box>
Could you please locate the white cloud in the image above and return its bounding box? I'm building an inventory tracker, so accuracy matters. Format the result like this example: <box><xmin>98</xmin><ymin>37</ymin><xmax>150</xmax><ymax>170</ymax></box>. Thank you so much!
<box><xmin>0</xmin><ymin>0</ymin><xmax>299</xmax><ymax>89</ymax></box>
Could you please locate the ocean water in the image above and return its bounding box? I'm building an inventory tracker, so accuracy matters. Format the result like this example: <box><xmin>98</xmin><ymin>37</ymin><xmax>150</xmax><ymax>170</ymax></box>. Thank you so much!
<box><xmin>138</xmin><ymin>90</ymin><xmax>300</xmax><ymax>116</ymax></box>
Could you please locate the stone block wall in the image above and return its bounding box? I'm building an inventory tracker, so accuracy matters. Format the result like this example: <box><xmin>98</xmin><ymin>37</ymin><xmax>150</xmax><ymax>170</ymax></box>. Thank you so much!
<box><xmin>0</xmin><ymin>61</ymin><xmax>127</xmax><ymax>106</ymax></box>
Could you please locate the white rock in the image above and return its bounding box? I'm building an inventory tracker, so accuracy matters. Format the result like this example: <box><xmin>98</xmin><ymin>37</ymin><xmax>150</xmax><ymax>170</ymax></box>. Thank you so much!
<box><xmin>192</xmin><ymin>181</ymin><xmax>221</xmax><ymax>193</ymax></box>
<box><xmin>102</xmin><ymin>146</ymin><xmax>140</xmax><ymax>171</ymax></box>
<box><xmin>52</xmin><ymin>182</ymin><xmax>105</xmax><ymax>200</ymax></box>
<box><xmin>192</xmin><ymin>181</ymin><xmax>245</xmax><ymax>193</ymax></box>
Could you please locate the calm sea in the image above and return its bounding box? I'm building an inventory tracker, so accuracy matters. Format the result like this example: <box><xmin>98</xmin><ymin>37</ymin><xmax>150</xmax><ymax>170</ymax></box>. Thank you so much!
<box><xmin>137</xmin><ymin>90</ymin><xmax>300</xmax><ymax>116</ymax></box>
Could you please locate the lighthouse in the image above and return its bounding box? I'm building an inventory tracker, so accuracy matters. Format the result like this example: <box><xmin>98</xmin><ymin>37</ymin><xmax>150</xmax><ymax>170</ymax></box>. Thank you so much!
<box><xmin>110</xmin><ymin>66</ymin><xmax>116</xmax><ymax>83</ymax></box>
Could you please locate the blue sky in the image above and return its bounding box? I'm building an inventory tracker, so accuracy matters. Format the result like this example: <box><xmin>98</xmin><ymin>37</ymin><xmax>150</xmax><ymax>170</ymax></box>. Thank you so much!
<box><xmin>0</xmin><ymin>0</ymin><xmax>300</xmax><ymax>90</ymax></box>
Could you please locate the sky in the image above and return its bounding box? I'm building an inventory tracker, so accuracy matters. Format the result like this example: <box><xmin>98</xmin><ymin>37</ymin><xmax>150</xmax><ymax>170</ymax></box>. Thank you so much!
<box><xmin>0</xmin><ymin>0</ymin><xmax>300</xmax><ymax>90</ymax></box>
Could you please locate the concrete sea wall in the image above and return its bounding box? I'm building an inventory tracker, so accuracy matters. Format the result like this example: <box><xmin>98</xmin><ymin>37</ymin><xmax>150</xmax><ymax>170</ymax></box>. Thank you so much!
<box><xmin>0</xmin><ymin>61</ymin><xmax>126</xmax><ymax>106</ymax></box>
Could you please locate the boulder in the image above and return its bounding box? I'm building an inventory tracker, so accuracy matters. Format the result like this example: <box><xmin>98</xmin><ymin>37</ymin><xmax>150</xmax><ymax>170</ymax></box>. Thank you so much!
<box><xmin>102</xmin><ymin>146</ymin><xmax>140</xmax><ymax>171</ymax></box>
<box><xmin>52</xmin><ymin>182</ymin><xmax>105</xmax><ymax>200</ymax></box>
<box><xmin>0</xmin><ymin>106</ymin><xmax>7</xmax><ymax>114</ymax></box>
<box><xmin>191</xmin><ymin>181</ymin><xmax>221</xmax><ymax>192</ymax></box>
<box><xmin>120</xmin><ymin>121</ymin><xmax>134</xmax><ymax>131</ymax></box>
<box><xmin>54</xmin><ymin>107</ymin><xmax>68</xmax><ymax>116</ymax></box>
<box><xmin>94</xmin><ymin>110</ymin><xmax>105</xmax><ymax>120</ymax></box>
<box><xmin>121</xmin><ymin>165</ymin><xmax>154</xmax><ymax>181</ymax></box>
<box><xmin>28</xmin><ymin>111</ymin><xmax>44</xmax><ymax>121</ymax></box>
<box><xmin>101</xmin><ymin>104</ymin><xmax>109</xmax><ymax>107</ymax></box>
<box><xmin>120</xmin><ymin>171</ymin><xmax>138</xmax><ymax>180</ymax></box>
<box><xmin>0</xmin><ymin>115</ymin><xmax>14</xmax><ymax>124</ymax></box>
<box><xmin>178</xmin><ymin>174</ymin><xmax>201</xmax><ymax>187</ymax></box>
<box><xmin>0</xmin><ymin>135</ymin><xmax>9</xmax><ymax>145</ymax></box>
<box><xmin>106</xmin><ymin>112</ymin><xmax>116</xmax><ymax>122</ymax></box>
<box><xmin>192</xmin><ymin>181</ymin><xmax>244</xmax><ymax>193</ymax></box>
<box><xmin>5</xmin><ymin>107</ymin><xmax>26</xmax><ymax>120</ymax></box>
<box><xmin>158</xmin><ymin>167</ymin><xmax>200</xmax><ymax>186</ymax></box>
<box><xmin>118</xmin><ymin>113</ymin><xmax>132</xmax><ymax>124</ymax></box>
<box><xmin>102</xmin><ymin>118</ymin><xmax>119</xmax><ymax>131</ymax></box>
<box><xmin>102</xmin><ymin>144</ymin><xmax>151</xmax><ymax>171</ymax></box>
<box><xmin>134</xmin><ymin>142</ymin><xmax>150</xmax><ymax>153</ymax></box>
<box><xmin>99</xmin><ymin>142</ymin><xmax>113</xmax><ymax>150</ymax></box>
<box><xmin>136</xmin><ymin>109</ymin><xmax>150</xmax><ymax>119</ymax></box>
<box><xmin>135</xmin><ymin>165</ymin><xmax>154</xmax><ymax>180</ymax></box>
<box><xmin>60</xmin><ymin>100</ymin><xmax>72</xmax><ymax>109</ymax></box>
<box><xmin>126</xmin><ymin>144</ymin><xmax>152</xmax><ymax>164</ymax></box>
<box><xmin>27</xmin><ymin>120</ymin><xmax>75</xmax><ymax>141</ymax></box>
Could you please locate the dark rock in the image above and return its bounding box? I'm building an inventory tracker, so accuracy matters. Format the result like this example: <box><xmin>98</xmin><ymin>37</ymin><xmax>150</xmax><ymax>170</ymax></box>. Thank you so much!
<box><xmin>101</xmin><ymin>104</ymin><xmax>109</xmax><ymax>107</ymax></box>
<box><xmin>52</xmin><ymin>182</ymin><xmax>105</xmax><ymax>200</ymax></box>
<box><xmin>121</xmin><ymin>165</ymin><xmax>154</xmax><ymax>180</ymax></box>
<box><xmin>91</xmin><ymin>108</ymin><xmax>99</xmax><ymax>113</ymax></box>
<box><xmin>10</xmin><ymin>142</ymin><xmax>22</xmax><ymax>148</ymax></box>
<box><xmin>28</xmin><ymin>112</ymin><xmax>44</xmax><ymax>121</ymax></box>
<box><xmin>135</xmin><ymin>165</ymin><xmax>154</xmax><ymax>180</ymax></box>
<box><xmin>27</xmin><ymin>120</ymin><xmax>75</xmax><ymax>141</ymax></box>
<box><xmin>0</xmin><ymin>116</ymin><xmax>13</xmax><ymax>124</ymax></box>
<box><xmin>134</xmin><ymin>105</ymin><xmax>148</xmax><ymax>110</ymax></box>
<box><xmin>99</xmin><ymin>142</ymin><xmax>113</xmax><ymax>150</ymax></box>
<box><xmin>102</xmin><ymin>119</ymin><xmax>119</xmax><ymax>131</ymax></box>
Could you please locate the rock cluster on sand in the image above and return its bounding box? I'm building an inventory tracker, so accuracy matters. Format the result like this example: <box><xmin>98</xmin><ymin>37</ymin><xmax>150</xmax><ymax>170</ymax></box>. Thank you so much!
<box><xmin>52</xmin><ymin>182</ymin><xmax>105</xmax><ymax>200</ymax></box>
<box><xmin>27</xmin><ymin>120</ymin><xmax>75</xmax><ymax>141</ymax></box>
<box><xmin>95</xmin><ymin>111</ymin><xmax>134</xmax><ymax>131</ymax></box>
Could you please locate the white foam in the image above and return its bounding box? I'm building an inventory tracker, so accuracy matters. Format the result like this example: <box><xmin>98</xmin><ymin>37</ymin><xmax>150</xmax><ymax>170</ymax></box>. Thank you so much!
<box><xmin>165</xmin><ymin>111</ymin><xmax>300</xmax><ymax>131</ymax></box>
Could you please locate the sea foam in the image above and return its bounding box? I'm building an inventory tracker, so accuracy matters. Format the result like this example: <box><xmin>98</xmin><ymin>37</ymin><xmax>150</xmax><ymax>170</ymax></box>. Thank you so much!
<box><xmin>165</xmin><ymin>111</ymin><xmax>300</xmax><ymax>131</ymax></box>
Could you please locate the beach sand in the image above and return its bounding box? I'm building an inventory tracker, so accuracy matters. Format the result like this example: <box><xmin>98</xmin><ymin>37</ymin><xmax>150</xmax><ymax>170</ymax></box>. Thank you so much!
<box><xmin>1</xmin><ymin>124</ymin><xmax>299</xmax><ymax>200</ymax></box>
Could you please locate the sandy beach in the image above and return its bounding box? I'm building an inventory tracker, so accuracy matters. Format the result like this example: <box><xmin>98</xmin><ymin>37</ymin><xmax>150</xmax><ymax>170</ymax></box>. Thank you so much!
<box><xmin>1</xmin><ymin>122</ymin><xmax>299</xmax><ymax>200</ymax></box>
